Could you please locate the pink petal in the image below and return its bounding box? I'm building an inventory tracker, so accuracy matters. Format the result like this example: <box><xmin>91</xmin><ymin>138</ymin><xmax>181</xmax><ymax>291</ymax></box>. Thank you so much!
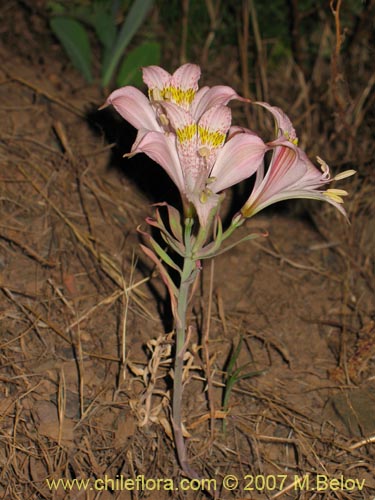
<box><xmin>197</xmin><ymin>106</ymin><xmax>232</xmax><ymax>165</ymax></box>
<box><xmin>192</xmin><ymin>86</ymin><xmax>249</xmax><ymax>120</ymax></box>
<box><xmin>190</xmin><ymin>192</ymin><xmax>221</xmax><ymax>227</ymax></box>
<box><xmin>227</xmin><ymin>125</ymin><xmax>250</xmax><ymax>138</ymax></box>
<box><xmin>171</xmin><ymin>64</ymin><xmax>201</xmax><ymax>91</ymax></box>
<box><xmin>247</xmin><ymin>189</ymin><xmax>347</xmax><ymax>218</ymax></box>
<box><xmin>254</xmin><ymin>139</ymin><xmax>311</xmax><ymax>201</ymax></box>
<box><xmin>209</xmin><ymin>133</ymin><xmax>268</xmax><ymax>192</ymax></box>
<box><xmin>142</xmin><ymin>65</ymin><xmax>171</xmax><ymax>90</ymax></box>
<box><xmin>162</xmin><ymin>102</ymin><xmax>196</xmax><ymax>133</ymax></box>
<box><xmin>132</xmin><ymin>131</ymin><xmax>185</xmax><ymax>193</ymax></box>
<box><xmin>106</xmin><ymin>86</ymin><xmax>160</xmax><ymax>131</ymax></box>
<box><xmin>198</xmin><ymin>105</ymin><xmax>232</xmax><ymax>138</ymax></box>
<box><xmin>241</xmin><ymin>138</ymin><xmax>346</xmax><ymax>218</ymax></box>
<box><xmin>285</xmin><ymin>150</ymin><xmax>327</xmax><ymax>190</ymax></box>
<box><xmin>255</xmin><ymin>101</ymin><xmax>297</xmax><ymax>141</ymax></box>
<box><xmin>160</xmin><ymin>102</ymin><xmax>211</xmax><ymax>195</ymax></box>
<box><xmin>229</xmin><ymin>125</ymin><xmax>268</xmax><ymax>191</ymax></box>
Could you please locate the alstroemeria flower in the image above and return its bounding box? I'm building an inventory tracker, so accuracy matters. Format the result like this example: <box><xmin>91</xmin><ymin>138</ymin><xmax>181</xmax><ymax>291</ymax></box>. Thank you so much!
<box><xmin>241</xmin><ymin>103</ymin><xmax>356</xmax><ymax>218</ymax></box>
<box><xmin>129</xmin><ymin>103</ymin><xmax>267</xmax><ymax>225</ymax></box>
<box><xmin>103</xmin><ymin>64</ymin><xmax>266</xmax><ymax>225</ymax></box>
<box><xmin>104</xmin><ymin>63</ymin><xmax>248</xmax><ymax>151</ymax></box>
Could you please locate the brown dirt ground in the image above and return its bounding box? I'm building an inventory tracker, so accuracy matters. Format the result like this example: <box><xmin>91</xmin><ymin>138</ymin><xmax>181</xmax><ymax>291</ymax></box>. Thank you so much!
<box><xmin>1</xmin><ymin>3</ymin><xmax>374</xmax><ymax>500</ymax></box>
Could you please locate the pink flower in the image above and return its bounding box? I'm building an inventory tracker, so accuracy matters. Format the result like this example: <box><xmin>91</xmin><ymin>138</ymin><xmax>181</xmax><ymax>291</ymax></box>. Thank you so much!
<box><xmin>104</xmin><ymin>63</ymin><xmax>248</xmax><ymax>151</ymax></box>
<box><xmin>104</xmin><ymin>64</ymin><xmax>267</xmax><ymax>225</ymax></box>
<box><xmin>131</xmin><ymin>102</ymin><xmax>267</xmax><ymax>225</ymax></box>
<box><xmin>241</xmin><ymin>103</ymin><xmax>356</xmax><ymax>218</ymax></box>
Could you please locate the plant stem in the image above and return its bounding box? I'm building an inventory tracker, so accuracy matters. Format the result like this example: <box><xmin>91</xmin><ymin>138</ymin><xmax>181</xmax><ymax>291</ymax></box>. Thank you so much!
<box><xmin>172</xmin><ymin>218</ymin><xmax>198</xmax><ymax>478</ymax></box>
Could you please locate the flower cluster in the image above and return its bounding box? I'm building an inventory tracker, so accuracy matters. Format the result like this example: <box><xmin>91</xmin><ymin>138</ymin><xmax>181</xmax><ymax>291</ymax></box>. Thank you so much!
<box><xmin>104</xmin><ymin>64</ymin><xmax>355</xmax><ymax>225</ymax></box>
<box><xmin>102</xmin><ymin>64</ymin><xmax>356</xmax><ymax>478</ymax></box>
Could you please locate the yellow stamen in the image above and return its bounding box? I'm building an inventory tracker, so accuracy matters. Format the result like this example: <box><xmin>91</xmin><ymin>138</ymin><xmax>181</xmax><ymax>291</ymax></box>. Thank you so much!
<box><xmin>326</xmin><ymin>188</ymin><xmax>348</xmax><ymax>196</ymax></box>
<box><xmin>199</xmin><ymin>188</ymin><xmax>213</xmax><ymax>204</ymax></box>
<box><xmin>324</xmin><ymin>190</ymin><xmax>345</xmax><ymax>203</ymax></box>
<box><xmin>284</xmin><ymin>130</ymin><xmax>298</xmax><ymax>145</ymax></box>
<box><xmin>163</xmin><ymin>88</ymin><xmax>172</xmax><ymax>100</ymax></box>
<box><xmin>159</xmin><ymin>113</ymin><xmax>169</xmax><ymax>127</ymax></box>
<box><xmin>198</xmin><ymin>146</ymin><xmax>210</xmax><ymax>157</ymax></box>
<box><xmin>334</xmin><ymin>169</ymin><xmax>356</xmax><ymax>181</ymax></box>
<box><xmin>316</xmin><ymin>156</ymin><xmax>330</xmax><ymax>174</ymax></box>
<box><xmin>149</xmin><ymin>88</ymin><xmax>163</xmax><ymax>101</ymax></box>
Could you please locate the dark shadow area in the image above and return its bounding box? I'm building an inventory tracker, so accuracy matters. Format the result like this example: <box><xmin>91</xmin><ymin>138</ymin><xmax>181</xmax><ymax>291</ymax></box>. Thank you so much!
<box><xmin>87</xmin><ymin>106</ymin><xmax>183</xmax><ymax>210</ymax></box>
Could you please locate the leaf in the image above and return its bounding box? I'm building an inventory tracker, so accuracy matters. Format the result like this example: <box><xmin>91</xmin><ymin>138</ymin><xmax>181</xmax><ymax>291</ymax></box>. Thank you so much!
<box><xmin>91</xmin><ymin>1</ymin><xmax>117</xmax><ymax>50</ymax></box>
<box><xmin>101</xmin><ymin>0</ymin><xmax>154</xmax><ymax>87</ymax></box>
<box><xmin>148</xmin><ymin>237</ymin><xmax>182</xmax><ymax>272</ymax></box>
<box><xmin>140</xmin><ymin>244</ymin><xmax>179</xmax><ymax>321</ymax></box>
<box><xmin>47</xmin><ymin>2</ymin><xmax>66</xmax><ymax>15</ymax></box>
<box><xmin>146</xmin><ymin>219</ymin><xmax>185</xmax><ymax>256</ymax></box>
<box><xmin>153</xmin><ymin>203</ymin><xmax>183</xmax><ymax>243</ymax></box>
<box><xmin>50</xmin><ymin>16</ymin><xmax>93</xmax><ymax>83</ymax></box>
<box><xmin>116</xmin><ymin>41</ymin><xmax>160</xmax><ymax>87</ymax></box>
<box><xmin>164</xmin><ymin>203</ymin><xmax>183</xmax><ymax>243</ymax></box>
<box><xmin>197</xmin><ymin>231</ymin><xmax>267</xmax><ymax>259</ymax></box>
<box><xmin>226</xmin><ymin>336</ymin><xmax>244</xmax><ymax>378</ymax></box>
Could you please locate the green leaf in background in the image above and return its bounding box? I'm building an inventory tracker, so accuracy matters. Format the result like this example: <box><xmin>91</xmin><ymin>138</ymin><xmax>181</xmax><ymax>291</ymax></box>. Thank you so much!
<box><xmin>47</xmin><ymin>1</ymin><xmax>66</xmax><ymax>15</ymax></box>
<box><xmin>50</xmin><ymin>17</ymin><xmax>93</xmax><ymax>83</ymax></box>
<box><xmin>91</xmin><ymin>1</ymin><xmax>117</xmax><ymax>50</ymax></box>
<box><xmin>101</xmin><ymin>0</ymin><xmax>154</xmax><ymax>87</ymax></box>
<box><xmin>116</xmin><ymin>41</ymin><xmax>160</xmax><ymax>87</ymax></box>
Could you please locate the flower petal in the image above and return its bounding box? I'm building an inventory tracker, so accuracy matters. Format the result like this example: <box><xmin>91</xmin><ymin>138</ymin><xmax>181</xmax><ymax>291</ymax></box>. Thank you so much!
<box><xmin>247</xmin><ymin>189</ymin><xmax>347</xmax><ymax>218</ymax></box>
<box><xmin>197</xmin><ymin>105</ymin><xmax>232</xmax><ymax>153</ymax></box>
<box><xmin>253</xmin><ymin>139</ymin><xmax>315</xmax><ymax>201</ymax></box>
<box><xmin>106</xmin><ymin>86</ymin><xmax>160</xmax><ymax>131</ymax></box>
<box><xmin>161</xmin><ymin>102</ymin><xmax>202</xmax><ymax>194</ymax></box>
<box><xmin>171</xmin><ymin>64</ymin><xmax>201</xmax><ymax>92</ymax></box>
<box><xmin>190</xmin><ymin>192</ymin><xmax>221</xmax><ymax>227</ymax></box>
<box><xmin>241</xmin><ymin>137</ymin><xmax>350</xmax><ymax>219</ymax></box>
<box><xmin>142</xmin><ymin>65</ymin><xmax>171</xmax><ymax>90</ymax></box>
<box><xmin>132</xmin><ymin>131</ymin><xmax>185</xmax><ymax>193</ymax></box>
<box><xmin>162</xmin><ymin>102</ymin><xmax>197</xmax><ymax>138</ymax></box>
<box><xmin>255</xmin><ymin>101</ymin><xmax>298</xmax><ymax>143</ymax></box>
<box><xmin>209</xmin><ymin>132</ymin><xmax>267</xmax><ymax>192</ymax></box>
<box><xmin>192</xmin><ymin>85</ymin><xmax>248</xmax><ymax>120</ymax></box>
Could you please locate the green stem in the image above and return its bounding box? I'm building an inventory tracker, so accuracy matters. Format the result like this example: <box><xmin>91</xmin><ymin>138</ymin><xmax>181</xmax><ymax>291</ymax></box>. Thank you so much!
<box><xmin>220</xmin><ymin>213</ymin><xmax>245</xmax><ymax>241</ymax></box>
<box><xmin>172</xmin><ymin>218</ymin><xmax>198</xmax><ymax>478</ymax></box>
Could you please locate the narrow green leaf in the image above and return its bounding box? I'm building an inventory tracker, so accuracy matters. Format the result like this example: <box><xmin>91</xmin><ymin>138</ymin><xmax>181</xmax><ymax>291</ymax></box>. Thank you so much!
<box><xmin>145</xmin><ymin>215</ymin><xmax>185</xmax><ymax>256</ymax></box>
<box><xmin>226</xmin><ymin>336</ymin><xmax>243</xmax><ymax>377</ymax></box>
<box><xmin>149</xmin><ymin>237</ymin><xmax>182</xmax><ymax>272</ymax></box>
<box><xmin>116</xmin><ymin>41</ymin><xmax>160</xmax><ymax>87</ymax></box>
<box><xmin>48</xmin><ymin>2</ymin><xmax>66</xmax><ymax>15</ymax></box>
<box><xmin>50</xmin><ymin>17</ymin><xmax>93</xmax><ymax>83</ymax></box>
<box><xmin>101</xmin><ymin>0</ymin><xmax>154</xmax><ymax>87</ymax></box>
<box><xmin>91</xmin><ymin>1</ymin><xmax>117</xmax><ymax>49</ymax></box>
<box><xmin>140</xmin><ymin>244</ymin><xmax>179</xmax><ymax>321</ymax></box>
<box><xmin>198</xmin><ymin>232</ymin><xmax>266</xmax><ymax>259</ymax></box>
<box><xmin>238</xmin><ymin>369</ymin><xmax>266</xmax><ymax>380</ymax></box>
<box><xmin>153</xmin><ymin>203</ymin><xmax>183</xmax><ymax>243</ymax></box>
<box><xmin>165</xmin><ymin>204</ymin><xmax>183</xmax><ymax>243</ymax></box>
